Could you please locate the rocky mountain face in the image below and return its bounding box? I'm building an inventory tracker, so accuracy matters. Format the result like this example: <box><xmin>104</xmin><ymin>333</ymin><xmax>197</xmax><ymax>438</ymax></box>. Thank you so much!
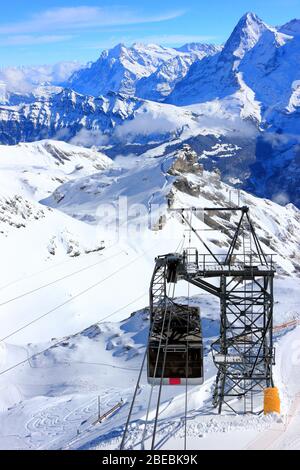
<box><xmin>135</xmin><ymin>44</ymin><xmax>221</xmax><ymax>101</ymax></box>
<box><xmin>0</xmin><ymin>90</ymin><xmax>142</xmax><ymax>145</ymax></box>
<box><xmin>41</xmin><ymin>143</ymin><xmax>300</xmax><ymax>275</ymax></box>
<box><xmin>167</xmin><ymin>13</ymin><xmax>281</xmax><ymax>106</ymax></box>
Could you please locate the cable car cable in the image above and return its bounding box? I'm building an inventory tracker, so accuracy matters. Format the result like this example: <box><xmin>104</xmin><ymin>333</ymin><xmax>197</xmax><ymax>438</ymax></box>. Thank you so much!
<box><xmin>120</xmin><ymin>295</ymin><xmax>172</xmax><ymax>450</ymax></box>
<box><xmin>0</xmin><ymin>236</ymin><xmax>177</xmax><ymax>385</ymax></box>
<box><xmin>124</xmin><ymin>277</ymin><xmax>174</xmax><ymax>450</ymax></box>
<box><xmin>119</xmin><ymin>349</ymin><xmax>147</xmax><ymax>450</ymax></box>
<box><xmin>123</xmin><ymin>272</ymin><xmax>178</xmax><ymax>449</ymax></box>
<box><xmin>184</xmin><ymin>216</ymin><xmax>192</xmax><ymax>450</ymax></box>
<box><xmin>0</xmin><ymin>291</ymin><xmax>147</xmax><ymax>378</ymax></box>
<box><xmin>184</xmin><ymin>306</ymin><xmax>189</xmax><ymax>451</ymax></box>
<box><xmin>149</xmin><ymin>283</ymin><xmax>176</xmax><ymax>450</ymax></box>
<box><xmin>0</xmin><ymin>257</ymin><xmax>74</xmax><ymax>292</ymax></box>
<box><xmin>0</xmin><ymin>242</ymin><xmax>160</xmax><ymax>343</ymax></box>
<box><xmin>0</xmin><ymin>251</ymin><xmax>124</xmax><ymax>307</ymax></box>
<box><xmin>0</xmin><ymin>244</ymin><xmax>108</xmax><ymax>292</ymax></box>
<box><xmin>151</xmin><ymin>299</ymin><xmax>173</xmax><ymax>449</ymax></box>
<box><xmin>151</xmin><ymin>282</ymin><xmax>175</xmax><ymax>450</ymax></box>
<box><xmin>140</xmin><ymin>282</ymin><xmax>172</xmax><ymax>449</ymax></box>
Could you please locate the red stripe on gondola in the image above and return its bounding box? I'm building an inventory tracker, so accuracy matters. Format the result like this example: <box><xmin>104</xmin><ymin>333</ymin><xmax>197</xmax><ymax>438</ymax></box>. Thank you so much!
<box><xmin>169</xmin><ymin>378</ymin><xmax>181</xmax><ymax>385</ymax></box>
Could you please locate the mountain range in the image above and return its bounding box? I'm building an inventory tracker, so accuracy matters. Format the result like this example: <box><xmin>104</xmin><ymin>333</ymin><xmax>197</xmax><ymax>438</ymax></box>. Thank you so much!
<box><xmin>0</xmin><ymin>12</ymin><xmax>299</xmax><ymax>206</ymax></box>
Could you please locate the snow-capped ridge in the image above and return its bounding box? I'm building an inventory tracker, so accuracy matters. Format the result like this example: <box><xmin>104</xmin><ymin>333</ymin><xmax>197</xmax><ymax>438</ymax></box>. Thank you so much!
<box><xmin>279</xmin><ymin>18</ymin><xmax>300</xmax><ymax>36</ymax></box>
<box><xmin>136</xmin><ymin>44</ymin><xmax>220</xmax><ymax>101</ymax></box>
<box><xmin>1</xmin><ymin>13</ymin><xmax>300</xmax><ymax>208</ymax></box>
<box><xmin>66</xmin><ymin>41</ymin><xmax>220</xmax><ymax>99</ymax></box>
<box><xmin>175</xmin><ymin>43</ymin><xmax>222</xmax><ymax>55</ymax></box>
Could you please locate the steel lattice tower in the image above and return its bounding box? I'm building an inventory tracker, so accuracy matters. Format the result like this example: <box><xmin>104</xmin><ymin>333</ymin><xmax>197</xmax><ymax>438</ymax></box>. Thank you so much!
<box><xmin>149</xmin><ymin>206</ymin><xmax>276</xmax><ymax>414</ymax></box>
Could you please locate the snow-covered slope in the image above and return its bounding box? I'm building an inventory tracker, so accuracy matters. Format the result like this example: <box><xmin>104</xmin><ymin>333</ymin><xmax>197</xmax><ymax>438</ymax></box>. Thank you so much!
<box><xmin>166</xmin><ymin>11</ymin><xmax>300</xmax><ymax>211</ymax></box>
<box><xmin>2</xmin><ymin>304</ymin><xmax>300</xmax><ymax>450</ymax></box>
<box><xmin>237</xmin><ymin>26</ymin><xmax>297</xmax><ymax>111</ymax></box>
<box><xmin>2</xmin><ymin>142</ymin><xmax>300</xmax><ymax>342</ymax></box>
<box><xmin>1</xmin><ymin>141</ymin><xmax>300</xmax><ymax>449</ymax></box>
<box><xmin>168</xmin><ymin>12</ymin><xmax>300</xmax><ymax>130</ymax></box>
<box><xmin>0</xmin><ymin>90</ymin><xmax>230</xmax><ymax>148</ymax></box>
<box><xmin>0</xmin><ymin>140</ymin><xmax>112</xmax><ymax>201</ymax></box>
<box><xmin>0</xmin><ymin>140</ymin><xmax>111</xmax><ymax>259</ymax></box>
<box><xmin>1</xmin><ymin>11</ymin><xmax>300</xmax><ymax>450</ymax></box>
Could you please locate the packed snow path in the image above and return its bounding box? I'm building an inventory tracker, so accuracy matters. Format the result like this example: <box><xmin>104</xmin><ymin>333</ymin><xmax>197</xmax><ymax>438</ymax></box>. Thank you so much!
<box><xmin>245</xmin><ymin>326</ymin><xmax>300</xmax><ymax>450</ymax></box>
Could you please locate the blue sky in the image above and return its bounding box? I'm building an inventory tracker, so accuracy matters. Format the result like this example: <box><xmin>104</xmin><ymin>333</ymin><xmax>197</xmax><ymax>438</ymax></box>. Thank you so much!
<box><xmin>0</xmin><ymin>0</ymin><xmax>299</xmax><ymax>66</ymax></box>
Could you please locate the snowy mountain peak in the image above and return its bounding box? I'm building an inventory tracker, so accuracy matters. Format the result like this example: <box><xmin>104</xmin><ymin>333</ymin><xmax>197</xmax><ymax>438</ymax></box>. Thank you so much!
<box><xmin>131</xmin><ymin>42</ymin><xmax>167</xmax><ymax>52</ymax></box>
<box><xmin>102</xmin><ymin>43</ymin><xmax>127</xmax><ymax>59</ymax></box>
<box><xmin>235</xmin><ymin>12</ymin><xmax>267</xmax><ymax>32</ymax></box>
<box><xmin>67</xmin><ymin>42</ymin><xmax>175</xmax><ymax>97</ymax></box>
<box><xmin>66</xmin><ymin>41</ymin><xmax>219</xmax><ymax>98</ymax></box>
<box><xmin>241</xmin><ymin>12</ymin><xmax>262</xmax><ymax>24</ymax></box>
<box><xmin>222</xmin><ymin>11</ymin><xmax>269</xmax><ymax>60</ymax></box>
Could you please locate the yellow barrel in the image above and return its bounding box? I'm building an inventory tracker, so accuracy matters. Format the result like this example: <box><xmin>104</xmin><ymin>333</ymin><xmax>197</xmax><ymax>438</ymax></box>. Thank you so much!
<box><xmin>264</xmin><ymin>387</ymin><xmax>280</xmax><ymax>414</ymax></box>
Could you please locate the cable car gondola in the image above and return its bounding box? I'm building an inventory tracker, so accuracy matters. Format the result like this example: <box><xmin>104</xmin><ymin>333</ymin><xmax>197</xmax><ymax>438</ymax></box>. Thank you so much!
<box><xmin>147</xmin><ymin>304</ymin><xmax>203</xmax><ymax>385</ymax></box>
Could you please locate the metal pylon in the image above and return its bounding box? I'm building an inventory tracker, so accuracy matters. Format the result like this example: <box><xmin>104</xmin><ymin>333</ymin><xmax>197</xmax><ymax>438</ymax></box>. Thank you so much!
<box><xmin>149</xmin><ymin>206</ymin><xmax>276</xmax><ymax>414</ymax></box>
<box><xmin>211</xmin><ymin>273</ymin><xmax>274</xmax><ymax>414</ymax></box>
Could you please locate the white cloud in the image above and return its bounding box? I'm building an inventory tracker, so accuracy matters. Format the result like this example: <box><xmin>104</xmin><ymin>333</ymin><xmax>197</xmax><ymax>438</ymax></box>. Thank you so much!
<box><xmin>114</xmin><ymin>154</ymin><xmax>141</xmax><ymax>170</ymax></box>
<box><xmin>0</xmin><ymin>6</ymin><xmax>185</xmax><ymax>34</ymax></box>
<box><xmin>50</xmin><ymin>61</ymin><xmax>83</xmax><ymax>83</ymax></box>
<box><xmin>114</xmin><ymin>103</ymin><xmax>258</xmax><ymax>143</ymax></box>
<box><xmin>272</xmin><ymin>192</ymin><xmax>290</xmax><ymax>205</ymax></box>
<box><xmin>0</xmin><ymin>35</ymin><xmax>73</xmax><ymax>46</ymax></box>
<box><xmin>115</xmin><ymin>107</ymin><xmax>189</xmax><ymax>141</ymax></box>
<box><xmin>70</xmin><ymin>128</ymin><xmax>109</xmax><ymax>147</ymax></box>
<box><xmin>0</xmin><ymin>68</ymin><xmax>34</xmax><ymax>94</ymax></box>
<box><xmin>0</xmin><ymin>62</ymin><xmax>82</xmax><ymax>94</ymax></box>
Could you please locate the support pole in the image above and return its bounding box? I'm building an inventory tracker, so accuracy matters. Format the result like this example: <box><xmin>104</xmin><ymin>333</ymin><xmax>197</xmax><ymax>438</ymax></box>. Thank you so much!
<box><xmin>98</xmin><ymin>396</ymin><xmax>101</xmax><ymax>421</ymax></box>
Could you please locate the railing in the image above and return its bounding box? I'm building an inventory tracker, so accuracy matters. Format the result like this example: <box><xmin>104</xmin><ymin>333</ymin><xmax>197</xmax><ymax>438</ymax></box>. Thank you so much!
<box><xmin>183</xmin><ymin>248</ymin><xmax>275</xmax><ymax>273</ymax></box>
<box><xmin>273</xmin><ymin>318</ymin><xmax>300</xmax><ymax>333</ymax></box>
